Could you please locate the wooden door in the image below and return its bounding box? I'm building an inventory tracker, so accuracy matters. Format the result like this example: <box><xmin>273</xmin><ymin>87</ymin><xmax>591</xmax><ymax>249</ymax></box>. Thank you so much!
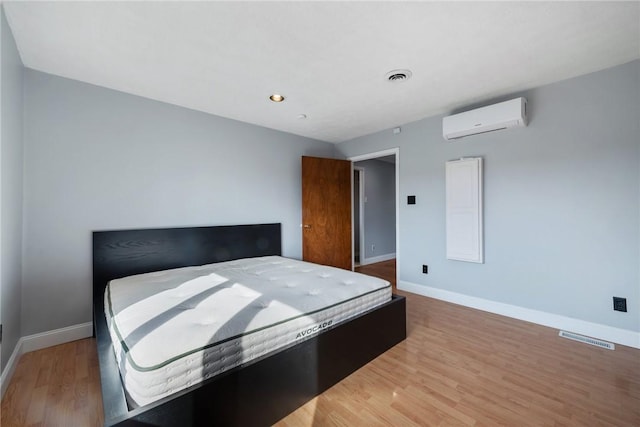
<box><xmin>302</xmin><ymin>156</ymin><xmax>352</xmax><ymax>270</ymax></box>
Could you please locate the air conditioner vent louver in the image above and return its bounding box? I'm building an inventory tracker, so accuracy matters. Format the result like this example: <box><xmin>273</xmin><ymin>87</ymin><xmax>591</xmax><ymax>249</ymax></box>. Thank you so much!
<box><xmin>559</xmin><ymin>331</ymin><xmax>615</xmax><ymax>350</ymax></box>
<box><xmin>443</xmin><ymin>97</ymin><xmax>527</xmax><ymax>140</ymax></box>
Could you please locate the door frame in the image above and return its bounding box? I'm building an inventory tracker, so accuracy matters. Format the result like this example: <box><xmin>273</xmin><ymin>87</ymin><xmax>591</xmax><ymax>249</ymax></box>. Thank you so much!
<box><xmin>348</xmin><ymin>148</ymin><xmax>400</xmax><ymax>285</ymax></box>
<box><xmin>353</xmin><ymin>166</ymin><xmax>365</xmax><ymax>266</ymax></box>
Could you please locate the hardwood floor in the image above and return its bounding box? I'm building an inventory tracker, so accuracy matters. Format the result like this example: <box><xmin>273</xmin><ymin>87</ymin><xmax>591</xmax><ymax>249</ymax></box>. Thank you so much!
<box><xmin>1</xmin><ymin>337</ymin><xmax>103</xmax><ymax>427</ymax></box>
<box><xmin>355</xmin><ymin>259</ymin><xmax>396</xmax><ymax>289</ymax></box>
<box><xmin>2</xmin><ymin>259</ymin><xmax>639</xmax><ymax>426</ymax></box>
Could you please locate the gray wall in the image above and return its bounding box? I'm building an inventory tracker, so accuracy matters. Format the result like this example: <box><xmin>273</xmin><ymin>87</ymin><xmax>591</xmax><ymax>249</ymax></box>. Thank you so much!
<box><xmin>1</xmin><ymin>7</ymin><xmax>24</xmax><ymax>371</ymax></box>
<box><xmin>337</xmin><ymin>60</ymin><xmax>640</xmax><ymax>333</ymax></box>
<box><xmin>22</xmin><ymin>70</ymin><xmax>334</xmax><ymax>336</ymax></box>
<box><xmin>354</xmin><ymin>159</ymin><xmax>396</xmax><ymax>260</ymax></box>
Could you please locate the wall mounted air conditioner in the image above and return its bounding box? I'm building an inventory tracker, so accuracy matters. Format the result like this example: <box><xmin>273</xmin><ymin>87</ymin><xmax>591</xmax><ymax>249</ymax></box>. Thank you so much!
<box><xmin>442</xmin><ymin>97</ymin><xmax>527</xmax><ymax>141</ymax></box>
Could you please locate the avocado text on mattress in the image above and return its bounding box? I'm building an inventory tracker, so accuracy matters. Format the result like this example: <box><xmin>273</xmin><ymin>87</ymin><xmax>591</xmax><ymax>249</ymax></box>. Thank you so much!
<box><xmin>296</xmin><ymin>320</ymin><xmax>333</xmax><ymax>339</ymax></box>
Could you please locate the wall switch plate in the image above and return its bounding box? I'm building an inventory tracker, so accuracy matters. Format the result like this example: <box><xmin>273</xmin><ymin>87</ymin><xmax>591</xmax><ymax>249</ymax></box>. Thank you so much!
<box><xmin>613</xmin><ymin>297</ymin><xmax>627</xmax><ymax>312</ymax></box>
<box><xmin>422</xmin><ymin>265</ymin><xmax>428</xmax><ymax>274</ymax></box>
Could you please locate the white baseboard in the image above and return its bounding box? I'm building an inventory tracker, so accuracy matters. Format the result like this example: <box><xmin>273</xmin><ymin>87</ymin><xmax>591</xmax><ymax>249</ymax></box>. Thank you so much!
<box><xmin>21</xmin><ymin>322</ymin><xmax>93</xmax><ymax>354</ymax></box>
<box><xmin>399</xmin><ymin>280</ymin><xmax>640</xmax><ymax>349</ymax></box>
<box><xmin>360</xmin><ymin>252</ymin><xmax>395</xmax><ymax>266</ymax></box>
<box><xmin>1</xmin><ymin>338</ymin><xmax>24</xmax><ymax>398</ymax></box>
<box><xmin>0</xmin><ymin>322</ymin><xmax>93</xmax><ymax>399</ymax></box>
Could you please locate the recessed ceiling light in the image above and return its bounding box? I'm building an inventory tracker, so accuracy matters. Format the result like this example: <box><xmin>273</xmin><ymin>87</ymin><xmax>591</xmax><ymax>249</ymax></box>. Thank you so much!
<box><xmin>270</xmin><ymin>94</ymin><xmax>285</xmax><ymax>102</ymax></box>
<box><xmin>385</xmin><ymin>69</ymin><xmax>412</xmax><ymax>82</ymax></box>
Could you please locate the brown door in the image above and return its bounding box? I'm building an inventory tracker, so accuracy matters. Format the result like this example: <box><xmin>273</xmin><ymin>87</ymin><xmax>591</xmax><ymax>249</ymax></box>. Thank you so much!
<box><xmin>302</xmin><ymin>156</ymin><xmax>352</xmax><ymax>270</ymax></box>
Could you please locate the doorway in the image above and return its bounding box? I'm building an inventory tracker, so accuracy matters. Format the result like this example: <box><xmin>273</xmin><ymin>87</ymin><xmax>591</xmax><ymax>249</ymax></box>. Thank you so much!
<box><xmin>349</xmin><ymin>148</ymin><xmax>399</xmax><ymax>287</ymax></box>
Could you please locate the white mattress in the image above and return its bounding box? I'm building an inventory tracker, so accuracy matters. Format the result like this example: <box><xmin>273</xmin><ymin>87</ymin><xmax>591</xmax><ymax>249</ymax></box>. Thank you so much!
<box><xmin>105</xmin><ymin>256</ymin><xmax>391</xmax><ymax>407</ymax></box>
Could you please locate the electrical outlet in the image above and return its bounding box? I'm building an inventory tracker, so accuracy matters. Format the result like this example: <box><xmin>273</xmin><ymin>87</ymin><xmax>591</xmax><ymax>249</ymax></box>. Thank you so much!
<box><xmin>422</xmin><ymin>265</ymin><xmax>428</xmax><ymax>274</ymax></box>
<box><xmin>371</xmin><ymin>244</ymin><xmax>375</xmax><ymax>252</ymax></box>
<box><xmin>613</xmin><ymin>297</ymin><xmax>627</xmax><ymax>312</ymax></box>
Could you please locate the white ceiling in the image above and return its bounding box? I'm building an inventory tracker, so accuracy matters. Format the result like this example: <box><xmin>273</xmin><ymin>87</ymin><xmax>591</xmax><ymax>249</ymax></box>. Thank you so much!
<box><xmin>4</xmin><ymin>1</ymin><xmax>639</xmax><ymax>143</ymax></box>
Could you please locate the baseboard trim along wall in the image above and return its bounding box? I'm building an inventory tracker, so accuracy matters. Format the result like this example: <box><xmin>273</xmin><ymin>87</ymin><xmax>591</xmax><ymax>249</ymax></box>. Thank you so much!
<box><xmin>399</xmin><ymin>281</ymin><xmax>640</xmax><ymax>349</ymax></box>
<box><xmin>0</xmin><ymin>322</ymin><xmax>93</xmax><ymax>398</ymax></box>
<box><xmin>20</xmin><ymin>322</ymin><xmax>93</xmax><ymax>354</ymax></box>
<box><xmin>0</xmin><ymin>340</ymin><xmax>23</xmax><ymax>398</ymax></box>
<box><xmin>360</xmin><ymin>252</ymin><xmax>395</xmax><ymax>266</ymax></box>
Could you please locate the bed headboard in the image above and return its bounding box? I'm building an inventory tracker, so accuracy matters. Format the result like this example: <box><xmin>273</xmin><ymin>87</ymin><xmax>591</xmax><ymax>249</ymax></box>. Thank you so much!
<box><xmin>92</xmin><ymin>223</ymin><xmax>282</xmax><ymax>313</ymax></box>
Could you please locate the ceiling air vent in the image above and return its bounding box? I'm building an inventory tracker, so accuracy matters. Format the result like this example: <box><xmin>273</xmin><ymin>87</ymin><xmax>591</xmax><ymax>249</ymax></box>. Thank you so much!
<box><xmin>385</xmin><ymin>69</ymin><xmax>412</xmax><ymax>83</ymax></box>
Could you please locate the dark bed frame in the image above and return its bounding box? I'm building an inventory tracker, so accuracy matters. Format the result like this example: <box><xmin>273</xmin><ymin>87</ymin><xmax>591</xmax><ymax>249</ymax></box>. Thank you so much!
<box><xmin>93</xmin><ymin>223</ymin><xmax>406</xmax><ymax>426</ymax></box>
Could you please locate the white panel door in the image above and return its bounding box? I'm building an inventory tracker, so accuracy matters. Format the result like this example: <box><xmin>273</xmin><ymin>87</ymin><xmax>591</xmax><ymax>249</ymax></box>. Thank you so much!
<box><xmin>446</xmin><ymin>158</ymin><xmax>483</xmax><ymax>263</ymax></box>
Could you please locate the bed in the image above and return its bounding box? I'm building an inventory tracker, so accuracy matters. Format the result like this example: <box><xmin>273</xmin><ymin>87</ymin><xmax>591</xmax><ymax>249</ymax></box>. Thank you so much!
<box><xmin>93</xmin><ymin>223</ymin><xmax>406</xmax><ymax>426</ymax></box>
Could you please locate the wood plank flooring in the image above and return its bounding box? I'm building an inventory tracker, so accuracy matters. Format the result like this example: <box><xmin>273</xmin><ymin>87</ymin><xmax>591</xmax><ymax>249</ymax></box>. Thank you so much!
<box><xmin>1</xmin><ymin>337</ymin><xmax>103</xmax><ymax>427</ymax></box>
<box><xmin>2</xmin><ymin>259</ymin><xmax>639</xmax><ymax>426</ymax></box>
<box><xmin>355</xmin><ymin>259</ymin><xmax>396</xmax><ymax>289</ymax></box>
